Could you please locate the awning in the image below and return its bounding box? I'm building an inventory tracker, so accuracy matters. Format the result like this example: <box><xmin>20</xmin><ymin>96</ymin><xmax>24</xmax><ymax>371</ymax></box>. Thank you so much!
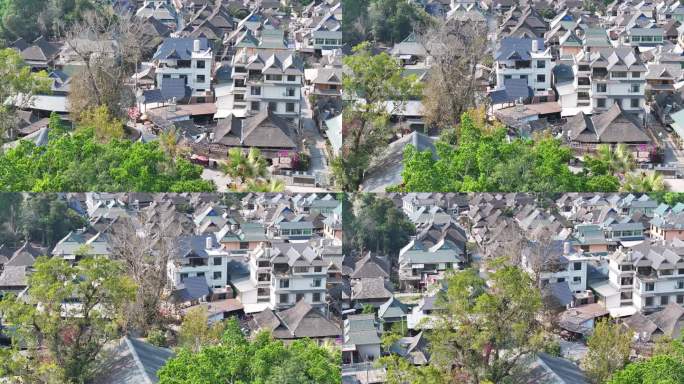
<box><xmin>243</xmin><ymin>302</ymin><xmax>271</xmax><ymax>314</ymax></box>
<box><xmin>609</xmin><ymin>306</ymin><xmax>637</xmax><ymax>318</ymax></box>
<box><xmin>620</xmin><ymin>240</ymin><xmax>645</xmax><ymax>247</ymax></box>
<box><xmin>590</xmin><ymin>280</ymin><xmax>619</xmax><ymax>298</ymax></box>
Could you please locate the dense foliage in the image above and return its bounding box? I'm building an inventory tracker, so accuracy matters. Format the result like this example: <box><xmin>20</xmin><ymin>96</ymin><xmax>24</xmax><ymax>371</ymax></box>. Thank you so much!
<box><xmin>397</xmin><ymin>111</ymin><xmax>621</xmax><ymax>192</ymax></box>
<box><xmin>158</xmin><ymin>317</ymin><xmax>341</xmax><ymax>384</ymax></box>
<box><xmin>607</xmin><ymin>337</ymin><xmax>684</xmax><ymax>384</ymax></box>
<box><xmin>0</xmin><ymin>0</ymin><xmax>97</xmax><ymax>42</ymax></box>
<box><xmin>0</xmin><ymin>48</ymin><xmax>50</xmax><ymax>137</ymax></box>
<box><xmin>0</xmin><ymin>126</ymin><xmax>216</xmax><ymax>192</ymax></box>
<box><xmin>343</xmin><ymin>0</ymin><xmax>431</xmax><ymax>46</ymax></box>
<box><xmin>0</xmin><ymin>256</ymin><xmax>136</xmax><ymax>383</ymax></box>
<box><xmin>582</xmin><ymin>319</ymin><xmax>632</xmax><ymax>384</ymax></box>
<box><xmin>343</xmin><ymin>194</ymin><xmax>415</xmax><ymax>256</ymax></box>
<box><xmin>335</xmin><ymin>43</ymin><xmax>422</xmax><ymax>191</ymax></box>
<box><xmin>383</xmin><ymin>262</ymin><xmax>545</xmax><ymax>383</ymax></box>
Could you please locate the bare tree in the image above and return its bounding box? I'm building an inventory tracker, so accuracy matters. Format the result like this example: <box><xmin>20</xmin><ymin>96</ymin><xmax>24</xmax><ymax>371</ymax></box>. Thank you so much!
<box><xmin>419</xmin><ymin>19</ymin><xmax>490</xmax><ymax>132</ymax></box>
<box><xmin>523</xmin><ymin>227</ymin><xmax>564</xmax><ymax>288</ymax></box>
<box><xmin>108</xmin><ymin>215</ymin><xmax>178</xmax><ymax>334</ymax></box>
<box><xmin>63</xmin><ymin>10</ymin><xmax>143</xmax><ymax>120</ymax></box>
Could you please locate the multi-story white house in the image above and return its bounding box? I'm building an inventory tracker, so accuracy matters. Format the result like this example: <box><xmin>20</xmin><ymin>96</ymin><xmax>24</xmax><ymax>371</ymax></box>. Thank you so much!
<box><xmin>234</xmin><ymin>241</ymin><xmax>328</xmax><ymax>313</ymax></box>
<box><xmin>594</xmin><ymin>242</ymin><xmax>684</xmax><ymax>315</ymax></box>
<box><xmin>151</xmin><ymin>37</ymin><xmax>214</xmax><ymax>103</ymax></box>
<box><xmin>226</xmin><ymin>48</ymin><xmax>304</xmax><ymax>126</ymax></box>
<box><xmin>166</xmin><ymin>235</ymin><xmax>238</xmax><ymax>291</ymax></box>
<box><xmin>494</xmin><ymin>37</ymin><xmax>553</xmax><ymax>101</ymax></box>
<box><xmin>570</xmin><ymin>47</ymin><xmax>647</xmax><ymax>118</ymax></box>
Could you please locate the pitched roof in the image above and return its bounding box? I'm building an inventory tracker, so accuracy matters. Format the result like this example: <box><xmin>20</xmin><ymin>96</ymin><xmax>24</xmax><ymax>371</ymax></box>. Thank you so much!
<box><xmin>564</xmin><ymin>104</ymin><xmax>651</xmax><ymax>144</ymax></box>
<box><xmin>272</xmin><ymin>300</ymin><xmax>341</xmax><ymax>338</ymax></box>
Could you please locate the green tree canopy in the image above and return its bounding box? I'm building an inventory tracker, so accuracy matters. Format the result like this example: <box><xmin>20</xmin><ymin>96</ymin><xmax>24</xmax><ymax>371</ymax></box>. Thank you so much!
<box><xmin>582</xmin><ymin>319</ymin><xmax>633</xmax><ymax>384</ymax></box>
<box><xmin>336</xmin><ymin>42</ymin><xmax>422</xmax><ymax>190</ymax></box>
<box><xmin>607</xmin><ymin>337</ymin><xmax>684</xmax><ymax>384</ymax></box>
<box><xmin>0</xmin><ymin>48</ymin><xmax>50</xmax><ymax>138</ymax></box>
<box><xmin>0</xmin><ymin>256</ymin><xmax>136</xmax><ymax>383</ymax></box>
<box><xmin>413</xmin><ymin>263</ymin><xmax>545</xmax><ymax>383</ymax></box>
<box><xmin>397</xmin><ymin>111</ymin><xmax>620</xmax><ymax>192</ymax></box>
<box><xmin>158</xmin><ymin>317</ymin><xmax>341</xmax><ymax>384</ymax></box>
<box><xmin>343</xmin><ymin>194</ymin><xmax>415</xmax><ymax>256</ymax></box>
<box><xmin>367</xmin><ymin>0</ymin><xmax>431</xmax><ymax>44</ymax></box>
<box><xmin>0</xmin><ymin>125</ymin><xmax>216</xmax><ymax>192</ymax></box>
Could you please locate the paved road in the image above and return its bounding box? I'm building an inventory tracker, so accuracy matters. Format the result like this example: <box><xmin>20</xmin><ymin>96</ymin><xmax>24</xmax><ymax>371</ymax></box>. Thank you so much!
<box><xmin>300</xmin><ymin>89</ymin><xmax>329</xmax><ymax>175</ymax></box>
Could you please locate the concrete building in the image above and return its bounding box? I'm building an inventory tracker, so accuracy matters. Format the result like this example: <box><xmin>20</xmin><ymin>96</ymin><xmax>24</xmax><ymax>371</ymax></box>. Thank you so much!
<box><xmin>151</xmin><ymin>37</ymin><xmax>214</xmax><ymax>103</ymax></box>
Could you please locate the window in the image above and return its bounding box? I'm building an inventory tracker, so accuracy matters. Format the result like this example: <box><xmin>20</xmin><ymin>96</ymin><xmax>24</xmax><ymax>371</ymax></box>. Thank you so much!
<box><xmin>287</xmin><ymin>75</ymin><xmax>296</xmax><ymax>82</ymax></box>
<box><xmin>573</xmin><ymin>276</ymin><xmax>581</xmax><ymax>282</ymax></box>
<box><xmin>196</xmin><ymin>75</ymin><xmax>205</xmax><ymax>83</ymax></box>
<box><xmin>312</xmin><ymin>292</ymin><xmax>321</xmax><ymax>302</ymax></box>
<box><xmin>677</xmin><ymin>281</ymin><xmax>684</xmax><ymax>289</ymax></box>
<box><xmin>266</xmin><ymin>74</ymin><xmax>282</xmax><ymax>81</ymax></box>
<box><xmin>296</xmin><ymin>293</ymin><xmax>304</xmax><ymax>302</ymax></box>
<box><xmin>197</xmin><ymin>272</ymin><xmax>205</xmax><ymax>277</ymax></box>
<box><xmin>613</xmin><ymin>71</ymin><xmax>627</xmax><ymax>78</ymax></box>
<box><xmin>597</xmin><ymin>83</ymin><xmax>607</xmax><ymax>92</ymax></box>
<box><xmin>314</xmin><ymin>266</ymin><xmax>322</xmax><ymax>273</ymax></box>
<box><xmin>621</xmin><ymin>291</ymin><xmax>632</xmax><ymax>300</ymax></box>
<box><xmin>662</xmin><ymin>269</ymin><xmax>673</xmax><ymax>276</ymax></box>
<box><xmin>180</xmin><ymin>273</ymin><xmax>188</xmax><ymax>282</ymax></box>
<box><xmin>286</xmin><ymin>103</ymin><xmax>295</xmax><ymax>112</ymax></box>
<box><xmin>661</xmin><ymin>296</ymin><xmax>669</xmax><ymax>305</ymax></box>
<box><xmin>279</xmin><ymin>279</ymin><xmax>289</xmax><ymax>288</ymax></box>
<box><xmin>196</xmin><ymin>60</ymin><xmax>205</xmax><ymax>69</ymax></box>
<box><xmin>213</xmin><ymin>257</ymin><xmax>222</xmax><ymax>266</ymax></box>
<box><xmin>630</xmin><ymin>98</ymin><xmax>640</xmax><ymax>108</ymax></box>
<box><xmin>163</xmin><ymin>74</ymin><xmax>171</xmax><ymax>79</ymax></box>
<box><xmin>645</xmin><ymin>297</ymin><xmax>654</xmax><ymax>306</ymax></box>
<box><xmin>520</xmin><ymin>74</ymin><xmax>528</xmax><ymax>80</ymax></box>
<box><xmin>286</xmin><ymin>88</ymin><xmax>296</xmax><ymax>97</ymax></box>
<box><xmin>213</xmin><ymin>271</ymin><xmax>221</xmax><ymax>280</ymax></box>
<box><xmin>537</xmin><ymin>60</ymin><xmax>546</xmax><ymax>68</ymax></box>
<box><xmin>294</xmin><ymin>266</ymin><xmax>308</xmax><ymax>273</ymax></box>
<box><xmin>235</xmin><ymin>94</ymin><xmax>244</xmax><ymax>101</ymax></box>
<box><xmin>621</xmin><ymin>277</ymin><xmax>633</xmax><ymax>286</ymax></box>
<box><xmin>313</xmin><ymin>279</ymin><xmax>322</xmax><ymax>287</ymax></box>
<box><xmin>574</xmin><ymin>262</ymin><xmax>582</xmax><ymax>271</ymax></box>
<box><xmin>678</xmin><ymin>295</ymin><xmax>684</xmax><ymax>304</ymax></box>
<box><xmin>630</xmin><ymin>83</ymin><xmax>640</xmax><ymax>93</ymax></box>
<box><xmin>679</xmin><ymin>268</ymin><xmax>684</xmax><ymax>275</ymax></box>
<box><xmin>250</xmin><ymin>86</ymin><xmax>261</xmax><ymax>96</ymax></box>
<box><xmin>536</xmin><ymin>74</ymin><xmax>546</xmax><ymax>83</ymax></box>
<box><xmin>504</xmin><ymin>75</ymin><xmax>512</xmax><ymax>80</ymax></box>
<box><xmin>279</xmin><ymin>294</ymin><xmax>289</xmax><ymax>303</ymax></box>
<box><xmin>251</xmin><ymin>101</ymin><xmax>260</xmax><ymax>111</ymax></box>
<box><xmin>557</xmin><ymin>277</ymin><xmax>565</xmax><ymax>283</ymax></box>
<box><xmin>268</xmin><ymin>102</ymin><xmax>278</xmax><ymax>112</ymax></box>
<box><xmin>645</xmin><ymin>282</ymin><xmax>655</xmax><ymax>291</ymax></box>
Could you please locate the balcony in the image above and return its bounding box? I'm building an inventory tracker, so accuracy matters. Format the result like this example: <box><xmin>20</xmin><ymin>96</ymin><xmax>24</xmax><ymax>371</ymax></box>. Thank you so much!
<box><xmin>592</xmin><ymin>69</ymin><xmax>608</xmax><ymax>79</ymax></box>
<box><xmin>499</xmin><ymin>61</ymin><xmax>531</xmax><ymax>69</ymax></box>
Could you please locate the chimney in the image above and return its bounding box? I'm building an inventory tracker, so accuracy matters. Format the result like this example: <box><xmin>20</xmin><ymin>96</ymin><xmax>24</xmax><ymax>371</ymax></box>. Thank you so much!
<box><xmin>193</xmin><ymin>39</ymin><xmax>201</xmax><ymax>52</ymax></box>
<box><xmin>206</xmin><ymin>236</ymin><xmax>213</xmax><ymax>250</ymax></box>
<box><xmin>563</xmin><ymin>241</ymin><xmax>571</xmax><ymax>255</ymax></box>
<box><xmin>531</xmin><ymin>39</ymin><xmax>539</xmax><ymax>52</ymax></box>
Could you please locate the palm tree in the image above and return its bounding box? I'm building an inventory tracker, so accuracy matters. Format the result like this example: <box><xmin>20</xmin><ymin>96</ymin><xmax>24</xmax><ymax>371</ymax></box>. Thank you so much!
<box><xmin>594</xmin><ymin>143</ymin><xmax>635</xmax><ymax>175</ymax></box>
<box><xmin>242</xmin><ymin>178</ymin><xmax>285</xmax><ymax>192</ymax></box>
<box><xmin>221</xmin><ymin>148</ymin><xmax>268</xmax><ymax>185</ymax></box>
<box><xmin>621</xmin><ymin>171</ymin><xmax>666</xmax><ymax>192</ymax></box>
<box><xmin>159</xmin><ymin>128</ymin><xmax>186</xmax><ymax>160</ymax></box>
